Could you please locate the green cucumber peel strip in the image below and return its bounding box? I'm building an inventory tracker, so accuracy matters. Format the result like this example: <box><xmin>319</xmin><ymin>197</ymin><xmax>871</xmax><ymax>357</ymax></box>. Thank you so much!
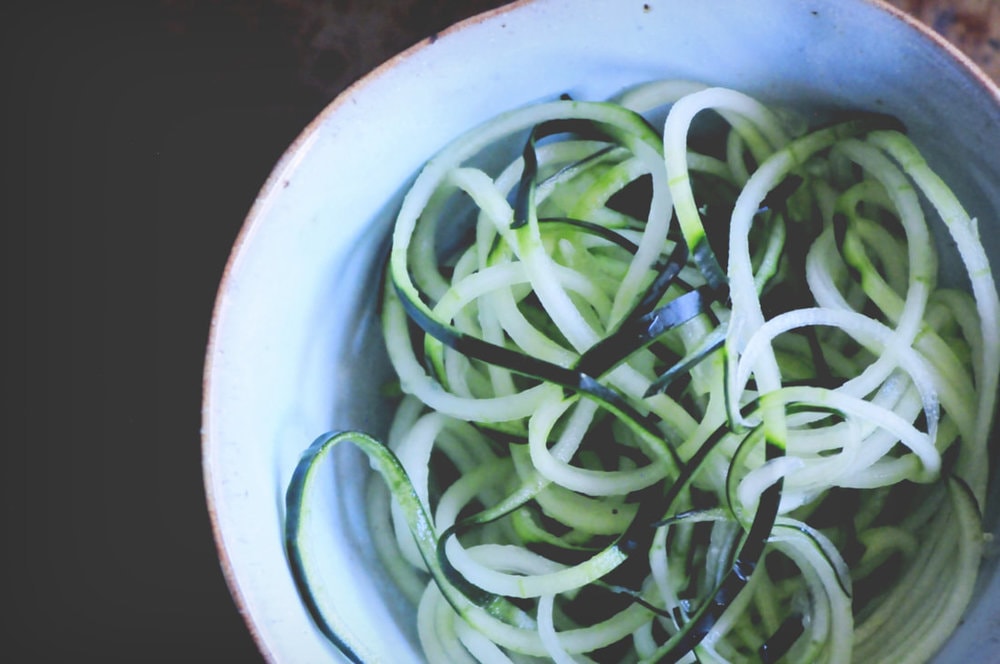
<box><xmin>285</xmin><ymin>437</ymin><xmax>369</xmax><ymax>663</ymax></box>
<box><xmin>575</xmin><ymin>287</ymin><xmax>713</xmax><ymax>379</ymax></box>
<box><xmin>643</xmin><ymin>322</ymin><xmax>727</xmax><ymax>398</ymax></box>
<box><xmin>650</xmin><ymin>464</ymin><xmax>783</xmax><ymax>662</ymax></box>
<box><xmin>512</xmin><ymin>111</ymin><xmax>662</xmax><ymax>230</ymax></box>
<box><xmin>642</xmin><ymin>393</ymin><xmax>788</xmax><ymax>662</ymax></box>
<box><xmin>391</xmin><ymin>279</ymin><xmax>684</xmax><ymax>470</ymax></box>
<box><xmin>434</xmin><ymin>482</ymin><xmax>665</xmax><ymax>601</ymax></box>
<box><xmin>574</xmin><ymin>240</ymin><xmax>699</xmax><ymax>377</ymax></box>
<box><xmin>514</xmin><ymin>118</ymin><xmax>617</xmax><ymax>229</ymax></box>
<box><xmin>758</xmin><ymin>614</ymin><xmax>806</xmax><ymax>663</ymax></box>
<box><xmin>285</xmin><ymin>431</ymin><xmax>534</xmax><ymax>637</ymax></box>
<box><xmin>288</xmin><ymin>84</ymin><xmax>998</xmax><ymax>663</ymax></box>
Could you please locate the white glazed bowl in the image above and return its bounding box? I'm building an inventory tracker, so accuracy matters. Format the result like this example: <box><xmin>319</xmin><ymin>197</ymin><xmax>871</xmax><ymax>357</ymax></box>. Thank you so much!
<box><xmin>203</xmin><ymin>0</ymin><xmax>1000</xmax><ymax>662</ymax></box>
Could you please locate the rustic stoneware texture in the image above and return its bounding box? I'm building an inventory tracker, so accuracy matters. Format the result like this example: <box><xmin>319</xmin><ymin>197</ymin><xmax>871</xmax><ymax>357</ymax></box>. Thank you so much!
<box><xmin>203</xmin><ymin>1</ymin><xmax>1000</xmax><ymax>662</ymax></box>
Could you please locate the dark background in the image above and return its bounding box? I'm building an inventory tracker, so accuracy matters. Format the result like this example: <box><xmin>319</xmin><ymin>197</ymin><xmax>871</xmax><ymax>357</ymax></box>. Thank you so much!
<box><xmin>4</xmin><ymin>0</ymin><xmax>994</xmax><ymax>661</ymax></box>
<box><xmin>5</xmin><ymin>1</ymin><xmax>504</xmax><ymax>661</ymax></box>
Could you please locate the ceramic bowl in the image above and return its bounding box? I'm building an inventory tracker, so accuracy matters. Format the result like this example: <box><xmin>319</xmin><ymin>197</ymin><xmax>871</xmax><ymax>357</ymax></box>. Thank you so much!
<box><xmin>203</xmin><ymin>0</ymin><xmax>1000</xmax><ymax>661</ymax></box>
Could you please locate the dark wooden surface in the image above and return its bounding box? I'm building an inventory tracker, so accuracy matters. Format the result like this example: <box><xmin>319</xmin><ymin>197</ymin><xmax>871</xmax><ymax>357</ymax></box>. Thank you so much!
<box><xmin>5</xmin><ymin>1</ymin><xmax>995</xmax><ymax>661</ymax></box>
<box><xmin>886</xmin><ymin>0</ymin><xmax>1000</xmax><ymax>82</ymax></box>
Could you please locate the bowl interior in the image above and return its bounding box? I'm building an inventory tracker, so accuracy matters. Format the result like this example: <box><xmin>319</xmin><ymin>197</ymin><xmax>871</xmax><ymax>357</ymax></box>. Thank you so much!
<box><xmin>203</xmin><ymin>1</ymin><xmax>1000</xmax><ymax>662</ymax></box>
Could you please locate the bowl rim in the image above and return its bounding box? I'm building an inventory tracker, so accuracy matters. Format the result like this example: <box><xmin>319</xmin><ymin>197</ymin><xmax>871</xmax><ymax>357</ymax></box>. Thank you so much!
<box><xmin>200</xmin><ymin>1</ymin><xmax>533</xmax><ymax>659</ymax></box>
<box><xmin>200</xmin><ymin>0</ymin><xmax>1000</xmax><ymax>661</ymax></box>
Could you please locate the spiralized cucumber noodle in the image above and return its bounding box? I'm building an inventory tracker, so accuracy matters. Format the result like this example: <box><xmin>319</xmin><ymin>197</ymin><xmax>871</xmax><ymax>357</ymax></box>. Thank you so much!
<box><xmin>285</xmin><ymin>80</ymin><xmax>999</xmax><ymax>663</ymax></box>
